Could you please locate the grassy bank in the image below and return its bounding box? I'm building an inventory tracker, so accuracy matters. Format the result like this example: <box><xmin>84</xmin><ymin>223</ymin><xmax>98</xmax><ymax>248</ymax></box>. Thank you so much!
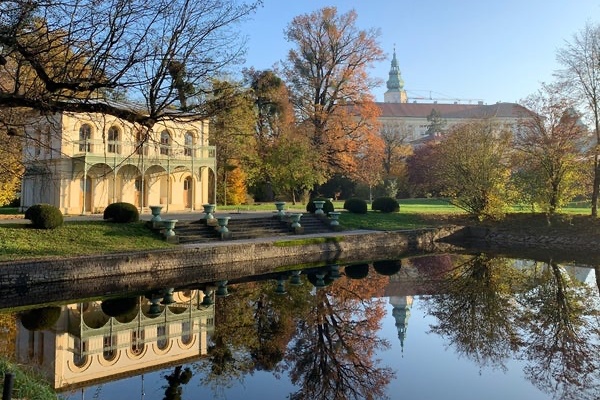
<box><xmin>0</xmin><ymin>221</ymin><xmax>171</xmax><ymax>261</ymax></box>
<box><xmin>0</xmin><ymin>358</ymin><xmax>56</xmax><ymax>400</ymax></box>
<box><xmin>0</xmin><ymin>198</ymin><xmax>595</xmax><ymax>262</ymax></box>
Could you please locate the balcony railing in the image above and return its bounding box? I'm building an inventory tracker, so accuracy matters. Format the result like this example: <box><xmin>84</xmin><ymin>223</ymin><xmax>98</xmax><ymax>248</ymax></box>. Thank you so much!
<box><xmin>71</xmin><ymin>139</ymin><xmax>216</xmax><ymax>161</ymax></box>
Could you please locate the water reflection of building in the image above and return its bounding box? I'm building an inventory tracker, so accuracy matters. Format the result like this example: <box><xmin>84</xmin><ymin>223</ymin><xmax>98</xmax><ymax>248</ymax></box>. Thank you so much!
<box><xmin>16</xmin><ymin>289</ymin><xmax>214</xmax><ymax>391</ymax></box>
<box><xmin>389</xmin><ymin>296</ymin><xmax>413</xmax><ymax>353</ymax></box>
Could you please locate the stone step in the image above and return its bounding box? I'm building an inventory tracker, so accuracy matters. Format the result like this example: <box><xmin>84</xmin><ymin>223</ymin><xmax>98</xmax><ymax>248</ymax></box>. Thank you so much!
<box><xmin>173</xmin><ymin>213</ymin><xmax>337</xmax><ymax>243</ymax></box>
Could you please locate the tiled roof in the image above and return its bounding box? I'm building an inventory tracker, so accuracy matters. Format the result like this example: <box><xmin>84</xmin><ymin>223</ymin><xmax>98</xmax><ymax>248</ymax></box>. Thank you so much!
<box><xmin>376</xmin><ymin>102</ymin><xmax>531</xmax><ymax>119</ymax></box>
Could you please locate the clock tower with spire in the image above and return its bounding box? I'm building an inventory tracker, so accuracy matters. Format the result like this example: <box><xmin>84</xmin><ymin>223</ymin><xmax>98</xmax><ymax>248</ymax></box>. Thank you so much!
<box><xmin>384</xmin><ymin>47</ymin><xmax>408</xmax><ymax>103</ymax></box>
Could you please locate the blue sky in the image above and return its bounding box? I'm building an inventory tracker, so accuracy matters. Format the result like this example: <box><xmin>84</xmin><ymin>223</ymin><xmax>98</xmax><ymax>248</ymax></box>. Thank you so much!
<box><xmin>239</xmin><ymin>0</ymin><xmax>600</xmax><ymax>105</ymax></box>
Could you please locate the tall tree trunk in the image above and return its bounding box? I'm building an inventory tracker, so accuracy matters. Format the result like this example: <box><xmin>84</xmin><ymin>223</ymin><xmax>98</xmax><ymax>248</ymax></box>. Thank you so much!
<box><xmin>592</xmin><ymin>153</ymin><xmax>600</xmax><ymax>217</ymax></box>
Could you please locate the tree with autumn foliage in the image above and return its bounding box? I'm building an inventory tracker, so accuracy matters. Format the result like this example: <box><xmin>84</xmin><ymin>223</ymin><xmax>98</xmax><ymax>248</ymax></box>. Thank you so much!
<box><xmin>375</xmin><ymin>121</ymin><xmax>413</xmax><ymax>198</ymax></box>
<box><xmin>243</xmin><ymin>69</ymin><xmax>297</xmax><ymax>201</ymax></box>
<box><xmin>0</xmin><ymin>0</ymin><xmax>260</xmax><ymax>130</ymax></box>
<box><xmin>283</xmin><ymin>7</ymin><xmax>385</xmax><ymax>182</ymax></box>
<box><xmin>406</xmin><ymin>141</ymin><xmax>443</xmax><ymax>197</ymax></box>
<box><xmin>353</xmin><ymin>135</ymin><xmax>385</xmax><ymax>201</ymax></box>
<box><xmin>0</xmin><ymin>125</ymin><xmax>22</xmax><ymax>205</ymax></box>
<box><xmin>224</xmin><ymin>162</ymin><xmax>248</xmax><ymax>206</ymax></box>
<box><xmin>513</xmin><ymin>83</ymin><xmax>589</xmax><ymax>215</ymax></box>
<box><xmin>266</xmin><ymin>127</ymin><xmax>326</xmax><ymax>204</ymax></box>
<box><xmin>556</xmin><ymin>23</ymin><xmax>600</xmax><ymax>217</ymax></box>
<box><xmin>434</xmin><ymin>119</ymin><xmax>514</xmax><ymax>220</ymax></box>
<box><xmin>207</xmin><ymin>79</ymin><xmax>256</xmax><ymax>205</ymax></box>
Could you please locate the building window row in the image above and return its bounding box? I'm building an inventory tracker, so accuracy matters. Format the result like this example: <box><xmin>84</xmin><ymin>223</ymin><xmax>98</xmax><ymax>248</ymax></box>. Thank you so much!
<box><xmin>78</xmin><ymin>124</ymin><xmax>201</xmax><ymax>157</ymax></box>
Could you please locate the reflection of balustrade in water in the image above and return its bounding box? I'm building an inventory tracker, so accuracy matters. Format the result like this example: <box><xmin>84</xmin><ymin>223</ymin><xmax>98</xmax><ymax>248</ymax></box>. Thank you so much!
<box><xmin>15</xmin><ymin>289</ymin><xmax>215</xmax><ymax>391</ymax></box>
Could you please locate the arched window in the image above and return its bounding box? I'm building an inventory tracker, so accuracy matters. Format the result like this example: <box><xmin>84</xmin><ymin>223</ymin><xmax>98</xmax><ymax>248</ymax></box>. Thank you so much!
<box><xmin>160</xmin><ymin>130</ymin><xmax>171</xmax><ymax>156</ymax></box>
<box><xmin>32</xmin><ymin>128</ymin><xmax>42</xmax><ymax>157</ymax></box>
<box><xmin>183</xmin><ymin>177</ymin><xmax>192</xmax><ymax>191</ymax></box>
<box><xmin>73</xmin><ymin>337</ymin><xmax>88</xmax><ymax>367</ymax></box>
<box><xmin>103</xmin><ymin>334</ymin><xmax>117</xmax><ymax>361</ymax></box>
<box><xmin>136</xmin><ymin>130</ymin><xmax>148</xmax><ymax>155</ymax></box>
<box><xmin>107</xmin><ymin>126</ymin><xmax>120</xmax><ymax>154</ymax></box>
<box><xmin>157</xmin><ymin>324</ymin><xmax>168</xmax><ymax>350</ymax></box>
<box><xmin>79</xmin><ymin>124</ymin><xmax>92</xmax><ymax>152</ymax></box>
<box><xmin>131</xmin><ymin>328</ymin><xmax>145</xmax><ymax>355</ymax></box>
<box><xmin>181</xmin><ymin>321</ymin><xmax>192</xmax><ymax>345</ymax></box>
<box><xmin>184</xmin><ymin>131</ymin><xmax>194</xmax><ymax>157</ymax></box>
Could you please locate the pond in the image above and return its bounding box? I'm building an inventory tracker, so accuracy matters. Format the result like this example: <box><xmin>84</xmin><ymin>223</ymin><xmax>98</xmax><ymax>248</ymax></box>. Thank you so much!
<box><xmin>1</xmin><ymin>252</ymin><xmax>599</xmax><ymax>400</ymax></box>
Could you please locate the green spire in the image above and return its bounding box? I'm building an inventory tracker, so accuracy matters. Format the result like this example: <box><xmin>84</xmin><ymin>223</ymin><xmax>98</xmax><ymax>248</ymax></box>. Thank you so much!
<box><xmin>386</xmin><ymin>47</ymin><xmax>404</xmax><ymax>91</ymax></box>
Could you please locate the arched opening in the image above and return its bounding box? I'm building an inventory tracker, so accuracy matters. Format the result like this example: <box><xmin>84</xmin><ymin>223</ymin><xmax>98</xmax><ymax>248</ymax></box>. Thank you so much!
<box><xmin>184</xmin><ymin>131</ymin><xmax>194</xmax><ymax>157</ymax></box>
<box><xmin>80</xmin><ymin>176</ymin><xmax>92</xmax><ymax>214</ymax></box>
<box><xmin>145</xmin><ymin>166</ymin><xmax>168</xmax><ymax>207</ymax></box>
<box><xmin>107</xmin><ymin>126</ymin><xmax>121</xmax><ymax>154</ymax></box>
<box><xmin>160</xmin><ymin>130</ymin><xmax>171</xmax><ymax>156</ymax></box>
<box><xmin>78</xmin><ymin>124</ymin><xmax>92</xmax><ymax>153</ymax></box>
<box><xmin>184</xmin><ymin>176</ymin><xmax>193</xmax><ymax>208</ymax></box>
<box><xmin>208</xmin><ymin>168</ymin><xmax>216</xmax><ymax>205</ymax></box>
<box><xmin>117</xmin><ymin>165</ymin><xmax>142</xmax><ymax>207</ymax></box>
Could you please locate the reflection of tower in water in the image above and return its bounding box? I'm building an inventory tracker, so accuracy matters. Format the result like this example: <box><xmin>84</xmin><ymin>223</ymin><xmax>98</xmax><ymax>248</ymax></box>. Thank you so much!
<box><xmin>389</xmin><ymin>296</ymin><xmax>413</xmax><ymax>354</ymax></box>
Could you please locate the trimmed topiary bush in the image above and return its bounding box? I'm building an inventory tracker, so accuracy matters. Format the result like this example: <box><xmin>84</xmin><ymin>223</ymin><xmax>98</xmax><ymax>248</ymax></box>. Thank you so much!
<box><xmin>306</xmin><ymin>198</ymin><xmax>334</xmax><ymax>214</ymax></box>
<box><xmin>344</xmin><ymin>263</ymin><xmax>370</xmax><ymax>279</ymax></box>
<box><xmin>101</xmin><ymin>297</ymin><xmax>139</xmax><ymax>322</ymax></box>
<box><xmin>101</xmin><ymin>297</ymin><xmax>139</xmax><ymax>317</ymax></box>
<box><xmin>343</xmin><ymin>198</ymin><xmax>368</xmax><ymax>214</ymax></box>
<box><xmin>25</xmin><ymin>204</ymin><xmax>63</xmax><ymax>229</ymax></box>
<box><xmin>103</xmin><ymin>202</ymin><xmax>139</xmax><ymax>223</ymax></box>
<box><xmin>19</xmin><ymin>307</ymin><xmax>62</xmax><ymax>331</ymax></box>
<box><xmin>371</xmin><ymin>197</ymin><xmax>400</xmax><ymax>213</ymax></box>
<box><xmin>373</xmin><ymin>259</ymin><xmax>402</xmax><ymax>276</ymax></box>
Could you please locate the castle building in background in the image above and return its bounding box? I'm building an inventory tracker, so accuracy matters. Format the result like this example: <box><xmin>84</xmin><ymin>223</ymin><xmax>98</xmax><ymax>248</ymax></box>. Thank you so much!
<box><xmin>376</xmin><ymin>48</ymin><xmax>530</xmax><ymax>144</ymax></box>
<box><xmin>384</xmin><ymin>48</ymin><xmax>408</xmax><ymax>104</ymax></box>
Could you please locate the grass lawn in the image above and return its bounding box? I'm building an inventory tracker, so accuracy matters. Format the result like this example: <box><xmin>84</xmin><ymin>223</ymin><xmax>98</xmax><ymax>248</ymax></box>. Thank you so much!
<box><xmin>0</xmin><ymin>198</ymin><xmax>596</xmax><ymax>261</ymax></box>
<box><xmin>0</xmin><ymin>221</ymin><xmax>172</xmax><ymax>262</ymax></box>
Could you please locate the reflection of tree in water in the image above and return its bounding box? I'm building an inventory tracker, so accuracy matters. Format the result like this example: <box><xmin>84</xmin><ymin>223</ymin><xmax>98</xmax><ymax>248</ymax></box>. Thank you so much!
<box><xmin>286</xmin><ymin>272</ymin><xmax>394</xmax><ymax>400</ymax></box>
<box><xmin>252</xmin><ymin>290</ymin><xmax>298</xmax><ymax>371</ymax></box>
<box><xmin>423</xmin><ymin>254</ymin><xmax>600</xmax><ymax>400</ymax></box>
<box><xmin>518</xmin><ymin>261</ymin><xmax>600</xmax><ymax>400</ymax></box>
<box><xmin>424</xmin><ymin>254</ymin><xmax>526</xmax><ymax>371</ymax></box>
<box><xmin>162</xmin><ymin>365</ymin><xmax>193</xmax><ymax>400</ymax></box>
<box><xmin>197</xmin><ymin>280</ymin><xmax>311</xmax><ymax>391</ymax></box>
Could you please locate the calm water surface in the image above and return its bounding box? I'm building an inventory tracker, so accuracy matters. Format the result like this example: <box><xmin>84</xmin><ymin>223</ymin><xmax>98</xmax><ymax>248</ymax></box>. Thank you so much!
<box><xmin>3</xmin><ymin>253</ymin><xmax>599</xmax><ymax>400</ymax></box>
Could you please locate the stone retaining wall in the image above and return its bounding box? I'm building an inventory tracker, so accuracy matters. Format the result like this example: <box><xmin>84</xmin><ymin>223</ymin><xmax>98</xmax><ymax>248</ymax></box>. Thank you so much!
<box><xmin>0</xmin><ymin>227</ymin><xmax>461</xmax><ymax>291</ymax></box>
<box><xmin>444</xmin><ymin>225</ymin><xmax>600</xmax><ymax>264</ymax></box>
<box><xmin>460</xmin><ymin>226</ymin><xmax>599</xmax><ymax>251</ymax></box>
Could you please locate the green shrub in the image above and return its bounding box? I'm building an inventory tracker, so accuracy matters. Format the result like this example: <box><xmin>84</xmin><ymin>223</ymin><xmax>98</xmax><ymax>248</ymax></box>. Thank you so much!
<box><xmin>101</xmin><ymin>297</ymin><xmax>139</xmax><ymax>317</ymax></box>
<box><xmin>103</xmin><ymin>202</ymin><xmax>139</xmax><ymax>223</ymax></box>
<box><xmin>0</xmin><ymin>358</ymin><xmax>57</xmax><ymax>400</ymax></box>
<box><xmin>373</xmin><ymin>259</ymin><xmax>402</xmax><ymax>276</ymax></box>
<box><xmin>19</xmin><ymin>307</ymin><xmax>61</xmax><ymax>330</ymax></box>
<box><xmin>371</xmin><ymin>197</ymin><xmax>400</xmax><ymax>213</ymax></box>
<box><xmin>344</xmin><ymin>263</ymin><xmax>370</xmax><ymax>279</ymax></box>
<box><xmin>101</xmin><ymin>297</ymin><xmax>139</xmax><ymax>322</ymax></box>
<box><xmin>306</xmin><ymin>198</ymin><xmax>334</xmax><ymax>214</ymax></box>
<box><xmin>343</xmin><ymin>198</ymin><xmax>368</xmax><ymax>214</ymax></box>
<box><xmin>25</xmin><ymin>204</ymin><xmax>63</xmax><ymax>229</ymax></box>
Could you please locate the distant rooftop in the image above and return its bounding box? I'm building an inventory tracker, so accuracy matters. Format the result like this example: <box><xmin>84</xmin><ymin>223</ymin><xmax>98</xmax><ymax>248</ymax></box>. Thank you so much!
<box><xmin>376</xmin><ymin>101</ymin><xmax>531</xmax><ymax>119</ymax></box>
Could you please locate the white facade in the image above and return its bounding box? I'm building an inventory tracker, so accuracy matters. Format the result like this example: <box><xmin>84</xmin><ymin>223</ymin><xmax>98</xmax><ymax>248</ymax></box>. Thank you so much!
<box><xmin>20</xmin><ymin>110</ymin><xmax>216</xmax><ymax>214</ymax></box>
<box><xmin>376</xmin><ymin>101</ymin><xmax>529</xmax><ymax>145</ymax></box>
<box><xmin>379</xmin><ymin>47</ymin><xmax>529</xmax><ymax>144</ymax></box>
<box><xmin>16</xmin><ymin>290</ymin><xmax>214</xmax><ymax>391</ymax></box>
